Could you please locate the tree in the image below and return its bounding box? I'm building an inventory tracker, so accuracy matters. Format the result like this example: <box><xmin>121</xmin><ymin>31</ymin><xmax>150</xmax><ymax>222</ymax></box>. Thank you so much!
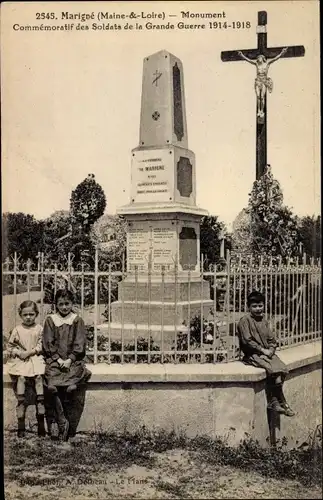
<box><xmin>2</xmin><ymin>212</ymin><xmax>43</xmax><ymax>262</ymax></box>
<box><xmin>70</xmin><ymin>174</ymin><xmax>106</xmax><ymax>234</ymax></box>
<box><xmin>248</xmin><ymin>166</ymin><xmax>299</xmax><ymax>257</ymax></box>
<box><xmin>200</xmin><ymin>215</ymin><xmax>230</xmax><ymax>267</ymax></box>
<box><xmin>297</xmin><ymin>215</ymin><xmax>321</xmax><ymax>258</ymax></box>
<box><xmin>232</xmin><ymin>166</ymin><xmax>299</xmax><ymax>258</ymax></box>
<box><xmin>231</xmin><ymin>208</ymin><xmax>253</xmax><ymax>256</ymax></box>
<box><xmin>90</xmin><ymin>214</ymin><xmax>127</xmax><ymax>268</ymax></box>
<box><xmin>40</xmin><ymin>210</ymin><xmax>73</xmax><ymax>264</ymax></box>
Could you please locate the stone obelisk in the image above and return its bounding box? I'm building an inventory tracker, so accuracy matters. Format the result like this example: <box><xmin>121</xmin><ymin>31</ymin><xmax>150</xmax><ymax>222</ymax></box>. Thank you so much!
<box><xmin>104</xmin><ymin>50</ymin><xmax>212</xmax><ymax>343</ymax></box>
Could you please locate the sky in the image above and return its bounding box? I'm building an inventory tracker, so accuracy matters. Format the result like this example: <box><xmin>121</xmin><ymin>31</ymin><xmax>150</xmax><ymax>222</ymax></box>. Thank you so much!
<box><xmin>1</xmin><ymin>1</ymin><xmax>320</xmax><ymax>230</ymax></box>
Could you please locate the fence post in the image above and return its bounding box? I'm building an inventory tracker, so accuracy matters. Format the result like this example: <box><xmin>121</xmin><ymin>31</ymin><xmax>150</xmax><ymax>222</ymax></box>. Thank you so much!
<box><xmin>93</xmin><ymin>246</ymin><xmax>99</xmax><ymax>364</ymax></box>
<box><xmin>121</xmin><ymin>252</ymin><xmax>125</xmax><ymax>364</ymax></box>
<box><xmin>40</xmin><ymin>253</ymin><xmax>44</xmax><ymax>323</ymax></box>
<box><xmin>174</xmin><ymin>254</ymin><xmax>178</xmax><ymax>363</ymax></box>
<box><xmin>200</xmin><ymin>253</ymin><xmax>204</xmax><ymax>356</ymax></box>
<box><xmin>302</xmin><ymin>253</ymin><xmax>306</xmax><ymax>340</ymax></box>
<box><xmin>27</xmin><ymin>258</ymin><xmax>31</xmax><ymax>300</ymax></box>
<box><xmin>310</xmin><ymin>257</ymin><xmax>315</xmax><ymax>337</ymax></box>
<box><xmin>225</xmin><ymin>249</ymin><xmax>231</xmax><ymax>356</ymax></box>
<box><xmin>67</xmin><ymin>253</ymin><xmax>71</xmax><ymax>291</ymax></box>
<box><xmin>108</xmin><ymin>263</ymin><xmax>112</xmax><ymax>365</ymax></box>
<box><xmin>81</xmin><ymin>263</ymin><xmax>85</xmax><ymax>319</ymax></box>
<box><xmin>13</xmin><ymin>252</ymin><xmax>18</xmax><ymax>328</ymax></box>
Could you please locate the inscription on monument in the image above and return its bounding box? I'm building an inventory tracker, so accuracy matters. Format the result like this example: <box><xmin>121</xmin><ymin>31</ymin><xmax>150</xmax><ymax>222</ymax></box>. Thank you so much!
<box><xmin>152</xmin><ymin>226</ymin><xmax>177</xmax><ymax>272</ymax></box>
<box><xmin>131</xmin><ymin>149</ymin><xmax>174</xmax><ymax>203</ymax></box>
<box><xmin>177</xmin><ymin>157</ymin><xmax>193</xmax><ymax>198</ymax></box>
<box><xmin>127</xmin><ymin>228</ymin><xmax>150</xmax><ymax>272</ymax></box>
<box><xmin>179</xmin><ymin>227</ymin><xmax>197</xmax><ymax>270</ymax></box>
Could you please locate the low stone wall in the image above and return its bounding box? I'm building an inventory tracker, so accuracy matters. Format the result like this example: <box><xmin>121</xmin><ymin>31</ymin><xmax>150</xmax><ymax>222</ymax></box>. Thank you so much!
<box><xmin>3</xmin><ymin>342</ymin><xmax>321</xmax><ymax>448</ymax></box>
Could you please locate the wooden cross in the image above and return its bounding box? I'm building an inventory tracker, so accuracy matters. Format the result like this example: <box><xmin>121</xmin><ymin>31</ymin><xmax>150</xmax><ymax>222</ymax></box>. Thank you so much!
<box><xmin>221</xmin><ymin>11</ymin><xmax>305</xmax><ymax>180</ymax></box>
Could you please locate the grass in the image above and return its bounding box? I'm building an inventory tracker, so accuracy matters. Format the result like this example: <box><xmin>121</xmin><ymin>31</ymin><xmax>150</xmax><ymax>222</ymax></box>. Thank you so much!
<box><xmin>4</xmin><ymin>426</ymin><xmax>322</xmax><ymax>499</ymax></box>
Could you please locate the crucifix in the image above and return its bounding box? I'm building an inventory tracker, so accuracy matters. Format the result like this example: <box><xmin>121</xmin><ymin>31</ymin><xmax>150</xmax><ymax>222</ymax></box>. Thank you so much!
<box><xmin>221</xmin><ymin>11</ymin><xmax>305</xmax><ymax>180</ymax></box>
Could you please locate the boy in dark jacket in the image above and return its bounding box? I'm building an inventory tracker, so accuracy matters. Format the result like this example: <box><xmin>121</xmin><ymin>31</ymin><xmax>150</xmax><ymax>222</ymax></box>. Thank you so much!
<box><xmin>237</xmin><ymin>291</ymin><xmax>295</xmax><ymax>416</ymax></box>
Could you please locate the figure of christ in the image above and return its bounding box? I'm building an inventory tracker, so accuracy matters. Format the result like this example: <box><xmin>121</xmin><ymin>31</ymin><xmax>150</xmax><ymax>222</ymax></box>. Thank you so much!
<box><xmin>238</xmin><ymin>48</ymin><xmax>288</xmax><ymax>118</ymax></box>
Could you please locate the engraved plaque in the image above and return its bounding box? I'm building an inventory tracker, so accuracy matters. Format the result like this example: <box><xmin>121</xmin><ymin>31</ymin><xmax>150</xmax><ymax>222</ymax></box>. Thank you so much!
<box><xmin>131</xmin><ymin>149</ymin><xmax>174</xmax><ymax>203</ymax></box>
<box><xmin>179</xmin><ymin>227</ymin><xmax>197</xmax><ymax>270</ymax></box>
<box><xmin>177</xmin><ymin>157</ymin><xmax>192</xmax><ymax>197</ymax></box>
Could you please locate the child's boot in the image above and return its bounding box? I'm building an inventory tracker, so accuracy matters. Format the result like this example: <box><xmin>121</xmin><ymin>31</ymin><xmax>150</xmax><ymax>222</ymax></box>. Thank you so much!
<box><xmin>277</xmin><ymin>384</ymin><xmax>295</xmax><ymax>417</ymax></box>
<box><xmin>54</xmin><ymin>393</ymin><xmax>69</xmax><ymax>441</ymax></box>
<box><xmin>266</xmin><ymin>384</ymin><xmax>285</xmax><ymax>413</ymax></box>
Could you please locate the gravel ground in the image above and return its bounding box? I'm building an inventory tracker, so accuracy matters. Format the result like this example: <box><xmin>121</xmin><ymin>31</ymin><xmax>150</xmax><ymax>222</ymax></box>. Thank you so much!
<box><xmin>4</xmin><ymin>432</ymin><xmax>321</xmax><ymax>500</ymax></box>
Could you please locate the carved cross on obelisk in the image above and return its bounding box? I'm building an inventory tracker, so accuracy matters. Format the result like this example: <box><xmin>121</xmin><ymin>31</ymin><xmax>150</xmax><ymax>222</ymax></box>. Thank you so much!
<box><xmin>221</xmin><ymin>11</ymin><xmax>305</xmax><ymax>180</ymax></box>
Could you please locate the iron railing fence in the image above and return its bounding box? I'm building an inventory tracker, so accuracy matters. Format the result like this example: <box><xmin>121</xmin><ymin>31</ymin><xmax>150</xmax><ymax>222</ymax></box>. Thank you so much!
<box><xmin>2</xmin><ymin>251</ymin><xmax>321</xmax><ymax>364</ymax></box>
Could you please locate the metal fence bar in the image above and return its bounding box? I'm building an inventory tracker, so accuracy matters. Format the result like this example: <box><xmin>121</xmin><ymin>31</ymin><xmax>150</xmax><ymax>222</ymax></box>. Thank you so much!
<box><xmin>67</xmin><ymin>253</ymin><xmax>72</xmax><ymax>291</ymax></box>
<box><xmin>297</xmin><ymin>263</ymin><xmax>302</xmax><ymax>344</ymax></box>
<box><xmin>314</xmin><ymin>264</ymin><xmax>318</xmax><ymax>339</ymax></box>
<box><xmin>13</xmin><ymin>253</ymin><xmax>18</xmax><ymax>329</ymax></box>
<box><xmin>302</xmin><ymin>254</ymin><xmax>306</xmax><ymax>342</ymax></box>
<box><xmin>93</xmin><ymin>247</ymin><xmax>99</xmax><ymax>364</ymax></box>
<box><xmin>160</xmin><ymin>266</ymin><xmax>165</xmax><ymax>364</ymax></box>
<box><xmin>244</xmin><ymin>264</ymin><xmax>248</xmax><ymax>314</ymax></box>
<box><xmin>277</xmin><ymin>257</ymin><xmax>283</xmax><ymax>348</ymax></box>
<box><xmin>287</xmin><ymin>260</ymin><xmax>292</xmax><ymax>346</ymax></box>
<box><xmin>232</xmin><ymin>262</ymin><xmax>237</xmax><ymax>360</ymax></box>
<box><xmin>213</xmin><ymin>265</ymin><xmax>217</xmax><ymax>363</ymax></box>
<box><xmin>311</xmin><ymin>258</ymin><xmax>315</xmax><ymax>340</ymax></box>
<box><xmin>134</xmin><ymin>265</ymin><xmax>138</xmax><ymax>364</ymax></box>
<box><xmin>121</xmin><ymin>253</ymin><xmax>125</xmax><ymax>364</ymax></box>
<box><xmin>174</xmin><ymin>257</ymin><xmax>178</xmax><ymax>364</ymax></box>
<box><xmin>290</xmin><ymin>260</ymin><xmax>295</xmax><ymax>344</ymax></box>
<box><xmin>187</xmin><ymin>268</ymin><xmax>191</xmax><ymax>364</ymax></box>
<box><xmin>200</xmin><ymin>255</ymin><xmax>204</xmax><ymax>363</ymax></box>
<box><xmin>81</xmin><ymin>263</ymin><xmax>85</xmax><ymax>319</ymax></box>
<box><xmin>318</xmin><ymin>265</ymin><xmax>322</xmax><ymax>335</ymax></box>
<box><xmin>273</xmin><ymin>258</ymin><xmax>278</xmax><ymax>336</ymax></box>
<box><xmin>26</xmin><ymin>259</ymin><xmax>31</xmax><ymax>300</ymax></box>
<box><xmin>108</xmin><ymin>263</ymin><xmax>112</xmax><ymax>365</ymax></box>
<box><xmin>305</xmin><ymin>263</ymin><xmax>311</xmax><ymax>340</ymax></box>
<box><xmin>238</xmin><ymin>256</ymin><xmax>242</xmax><ymax>317</ymax></box>
<box><xmin>53</xmin><ymin>263</ymin><xmax>58</xmax><ymax>313</ymax></box>
<box><xmin>147</xmin><ymin>252</ymin><xmax>152</xmax><ymax>364</ymax></box>
<box><xmin>268</xmin><ymin>257</ymin><xmax>272</xmax><ymax>323</ymax></box>
<box><xmin>40</xmin><ymin>253</ymin><xmax>45</xmax><ymax>323</ymax></box>
<box><xmin>225</xmin><ymin>250</ymin><xmax>230</xmax><ymax>355</ymax></box>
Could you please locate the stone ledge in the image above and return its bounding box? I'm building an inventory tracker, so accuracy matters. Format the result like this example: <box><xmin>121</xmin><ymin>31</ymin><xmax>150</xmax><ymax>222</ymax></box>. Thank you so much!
<box><xmin>3</xmin><ymin>342</ymin><xmax>320</xmax><ymax>385</ymax></box>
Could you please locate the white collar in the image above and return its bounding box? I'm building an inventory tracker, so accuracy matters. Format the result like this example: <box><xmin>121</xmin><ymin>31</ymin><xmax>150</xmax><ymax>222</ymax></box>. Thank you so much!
<box><xmin>50</xmin><ymin>312</ymin><xmax>77</xmax><ymax>327</ymax></box>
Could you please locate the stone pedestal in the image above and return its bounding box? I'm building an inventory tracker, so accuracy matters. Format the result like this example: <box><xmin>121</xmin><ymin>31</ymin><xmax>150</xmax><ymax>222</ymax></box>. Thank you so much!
<box><xmin>99</xmin><ymin>50</ymin><xmax>211</xmax><ymax>345</ymax></box>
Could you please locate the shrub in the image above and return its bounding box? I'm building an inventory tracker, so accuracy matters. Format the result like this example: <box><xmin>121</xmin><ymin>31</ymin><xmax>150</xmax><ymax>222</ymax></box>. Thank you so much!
<box><xmin>85</xmin><ymin>326</ymin><xmax>161</xmax><ymax>363</ymax></box>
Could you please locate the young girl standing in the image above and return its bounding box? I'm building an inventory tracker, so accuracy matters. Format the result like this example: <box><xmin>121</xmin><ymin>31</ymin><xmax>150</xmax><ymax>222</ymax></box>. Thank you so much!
<box><xmin>42</xmin><ymin>289</ymin><xmax>91</xmax><ymax>441</ymax></box>
<box><xmin>6</xmin><ymin>300</ymin><xmax>46</xmax><ymax>438</ymax></box>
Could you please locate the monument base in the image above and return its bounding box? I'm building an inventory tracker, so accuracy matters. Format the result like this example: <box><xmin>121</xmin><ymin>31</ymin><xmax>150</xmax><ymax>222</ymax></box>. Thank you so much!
<box><xmin>110</xmin><ymin>298</ymin><xmax>213</xmax><ymax>325</ymax></box>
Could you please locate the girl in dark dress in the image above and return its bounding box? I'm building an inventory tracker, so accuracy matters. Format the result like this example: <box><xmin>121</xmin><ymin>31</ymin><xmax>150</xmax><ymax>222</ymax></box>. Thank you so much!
<box><xmin>237</xmin><ymin>291</ymin><xmax>295</xmax><ymax>416</ymax></box>
<box><xmin>42</xmin><ymin>290</ymin><xmax>91</xmax><ymax>440</ymax></box>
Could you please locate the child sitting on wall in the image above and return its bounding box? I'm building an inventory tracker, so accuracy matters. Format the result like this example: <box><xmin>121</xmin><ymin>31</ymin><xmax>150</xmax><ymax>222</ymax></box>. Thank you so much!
<box><xmin>237</xmin><ymin>291</ymin><xmax>295</xmax><ymax>417</ymax></box>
